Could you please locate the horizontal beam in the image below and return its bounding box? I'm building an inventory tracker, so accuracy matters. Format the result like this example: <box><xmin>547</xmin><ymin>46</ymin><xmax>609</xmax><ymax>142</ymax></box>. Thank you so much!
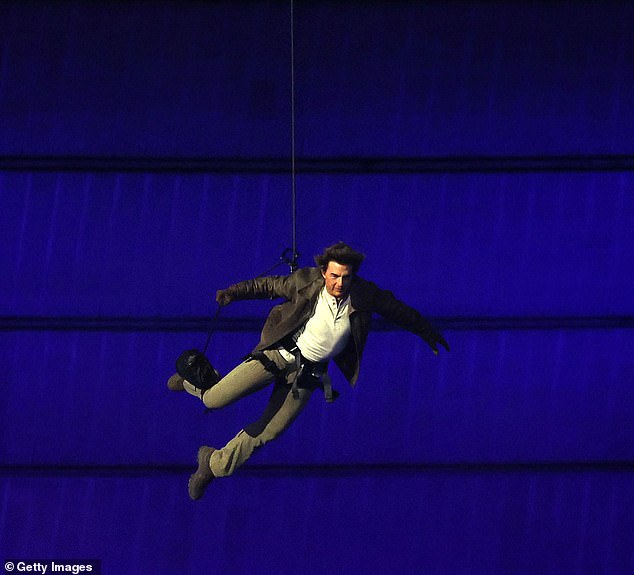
<box><xmin>2</xmin><ymin>155</ymin><xmax>634</xmax><ymax>174</ymax></box>
<box><xmin>1</xmin><ymin>315</ymin><xmax>633</xmax><ymax>332</ymax></box>
<box><xmin>1</xmin><ymin>461</ymin><xmax>633</xmax><ymax>478</ymax></box>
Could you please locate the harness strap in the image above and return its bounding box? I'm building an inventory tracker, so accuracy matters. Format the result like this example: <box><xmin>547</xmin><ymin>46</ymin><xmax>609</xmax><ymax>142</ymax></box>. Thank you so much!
<box><xmin>290</xmin><ymin>352</ymin><xmax>303</xmax><ymax>399</ymax></box>
<box><xmin>321</xmin><ymin>371</ymin><xmax>334</xmax><ymax>403</ymax></box>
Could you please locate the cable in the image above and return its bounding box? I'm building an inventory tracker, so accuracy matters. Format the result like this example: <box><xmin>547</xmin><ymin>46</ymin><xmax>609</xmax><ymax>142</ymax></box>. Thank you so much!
<box><xmin>289</xmin><ymin>0</ymin><xmax>299</xmax><ymax>273</ymax></box>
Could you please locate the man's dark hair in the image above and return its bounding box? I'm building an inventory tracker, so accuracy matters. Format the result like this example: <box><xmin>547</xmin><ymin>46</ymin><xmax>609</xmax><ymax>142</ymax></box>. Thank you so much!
<box><xmin>314</xmin><ymin>242</ymin><xmax>366</xmax><ymax>273</ymax></box>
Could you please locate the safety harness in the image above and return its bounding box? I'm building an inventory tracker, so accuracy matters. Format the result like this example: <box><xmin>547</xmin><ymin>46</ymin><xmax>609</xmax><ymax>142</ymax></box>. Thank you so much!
<box><xmin>249</xmin><ymin>340</ymin><xmax>338</xmax><ymax>403</ymax></box>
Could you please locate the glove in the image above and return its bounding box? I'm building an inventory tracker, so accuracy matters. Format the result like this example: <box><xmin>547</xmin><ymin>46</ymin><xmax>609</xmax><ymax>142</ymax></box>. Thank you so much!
<box><xmin>215</xmin><ymin>288</ymin><xmax>234</xmax><ymax>306</ymax></box>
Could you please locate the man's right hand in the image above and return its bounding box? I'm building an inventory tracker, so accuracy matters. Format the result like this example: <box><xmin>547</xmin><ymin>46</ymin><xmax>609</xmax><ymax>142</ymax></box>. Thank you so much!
<box><xmin>215</xmin><ymin>289</ymin><xmax>233</xmax><ymax>306</ymax></box>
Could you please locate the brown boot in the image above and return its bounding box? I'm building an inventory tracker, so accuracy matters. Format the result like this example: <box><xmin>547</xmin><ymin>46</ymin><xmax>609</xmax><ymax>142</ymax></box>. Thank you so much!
<box><xmin>167</xmin><ymin>373</ymin><xmax>185</xmax><ymax>391</ymax></box>
<box><xmin>188</xmin><ymin>446</ymin><xmax>216</xmax><ymax>500</ymax></box>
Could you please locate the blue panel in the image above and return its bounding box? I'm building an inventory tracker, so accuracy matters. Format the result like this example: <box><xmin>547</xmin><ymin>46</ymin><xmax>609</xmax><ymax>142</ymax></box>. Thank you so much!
<box><xmin>2</xmin><ymin>329</ymin><xmax>632</xmax><ymax>466</ymax></box>
<box><xmin>1</xmin><ymin>470</ymin><xmax>633</xmax><ymax>574</ymax></box>
<box><xmin>2</xmin><ymin>171</ymin><xmax>633</xmax><ymax>317</ymax></box>
<box><xmin>0</xmin><ymin>171</ymin><xmax>296</xmax><ymax>316</ymax></box>
<box><xmin>295</xmin><ymin>2</ymin><xmax>634</xmax><ymax>156</ymax></box>
<box><xmin>2</xmin><ymin>2</ymin><xmax>634</xmax><ymax>156</ymax></box>
<box><xmin>0</xmin><ymin>2</ymin><xmax>291</xmax><ymax>157</ymax></box>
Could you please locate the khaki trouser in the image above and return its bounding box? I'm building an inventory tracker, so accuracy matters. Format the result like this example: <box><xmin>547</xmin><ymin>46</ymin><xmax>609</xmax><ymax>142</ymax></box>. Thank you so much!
<box><xmin>183</xmin><ymin>349</ymin><xmax>314</xmax><ymax>477</ymax></box>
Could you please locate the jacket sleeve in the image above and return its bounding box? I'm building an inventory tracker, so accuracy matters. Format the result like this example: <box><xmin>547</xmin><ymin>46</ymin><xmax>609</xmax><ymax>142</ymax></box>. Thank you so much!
<box><xmin>371</xmin><ymin>286</ymin><xmax>433</xmax><ymax>334</ymax></box>
<box><xmin>363</xmin><ymin>280</ymin><xmax>449</xmax><ymax>352</ymax></box>
<box><xmin>224</xmin><ymin>272</ymin><xmax>298</xmax><ymax>302</ymax></box>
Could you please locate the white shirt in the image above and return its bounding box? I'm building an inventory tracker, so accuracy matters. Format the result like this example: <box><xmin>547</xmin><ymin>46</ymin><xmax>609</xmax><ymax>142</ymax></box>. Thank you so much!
<box><xmin>280</xmin><ymin>287</ymin><xmax>351</xmax><ymax>363</ymax></box>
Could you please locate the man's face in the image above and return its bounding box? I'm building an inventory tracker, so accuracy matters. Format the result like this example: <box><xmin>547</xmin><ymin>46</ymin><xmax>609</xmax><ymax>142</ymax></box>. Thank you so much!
<box><xmin>321</xmin><ymin>261</ymin><xmax>354</xmax><ymax>300</ymax></box>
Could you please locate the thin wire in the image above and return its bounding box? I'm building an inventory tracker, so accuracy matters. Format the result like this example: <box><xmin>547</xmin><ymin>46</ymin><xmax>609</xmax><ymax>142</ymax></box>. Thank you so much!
<box><xmin>289</xmin><ymin>0</ymin><xmax>298</xmax><ymax>271</ymax></box>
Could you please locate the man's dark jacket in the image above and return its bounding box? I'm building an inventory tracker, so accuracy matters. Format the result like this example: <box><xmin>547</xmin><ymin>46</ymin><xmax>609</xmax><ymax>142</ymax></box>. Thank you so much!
<box><xmin>223</xmin><ymin>267</ymin><xmax>445</xmax><ymax>386</ymax></box>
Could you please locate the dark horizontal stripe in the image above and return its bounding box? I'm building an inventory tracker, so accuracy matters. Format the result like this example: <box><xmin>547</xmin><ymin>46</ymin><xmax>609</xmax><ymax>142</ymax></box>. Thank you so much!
<box><xmin>1</xmin><ymin>461</ymin><xmax>633</xmax><ymax>478</ymax></box>
<box><xmin>1</xmin><ymin>315</ymin><xmax>633</xmax><ymax>332</ymax></box>
<box><xmin>2</xmin><ymin>155</ymin><xmax>634</xmax><ymax>174</ymax></box>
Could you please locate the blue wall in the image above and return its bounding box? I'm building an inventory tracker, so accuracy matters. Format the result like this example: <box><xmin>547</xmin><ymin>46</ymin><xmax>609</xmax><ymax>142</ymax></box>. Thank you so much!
<box><xmin>1</xmin><ymin>2</ymin><xmax>633</xmax><ymax>574</ymax></box>
<box><xmin>3</xmin><ymin>2</ymin><xmax>634</xmax><ymax>157</ymax></box>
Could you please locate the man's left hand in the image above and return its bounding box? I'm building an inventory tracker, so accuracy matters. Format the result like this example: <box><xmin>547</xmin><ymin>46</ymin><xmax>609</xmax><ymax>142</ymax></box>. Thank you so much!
<box><xmin>423</xmin><ymin>331</ymin><xmax>450</xmax><ymax>355</ymax></box>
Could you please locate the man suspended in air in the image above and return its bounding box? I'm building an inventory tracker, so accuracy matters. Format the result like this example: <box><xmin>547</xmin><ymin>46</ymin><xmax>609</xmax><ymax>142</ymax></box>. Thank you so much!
<box><xmin>167</xmin><ymin>242</ymin><xmax>449</xmax><ymax>500</ymax></box>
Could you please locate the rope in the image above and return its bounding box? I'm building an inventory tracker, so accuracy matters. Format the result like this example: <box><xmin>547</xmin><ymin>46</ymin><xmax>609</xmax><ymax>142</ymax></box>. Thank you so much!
<box><xmin>289</xmin><ymin>0</ymin><xmax>299</xmax><ymax>273</ymax></box>
<box><xmin>202</xmin><ymin>304</ymin><xmax>222</xmax><ymax>354</ymax></box>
